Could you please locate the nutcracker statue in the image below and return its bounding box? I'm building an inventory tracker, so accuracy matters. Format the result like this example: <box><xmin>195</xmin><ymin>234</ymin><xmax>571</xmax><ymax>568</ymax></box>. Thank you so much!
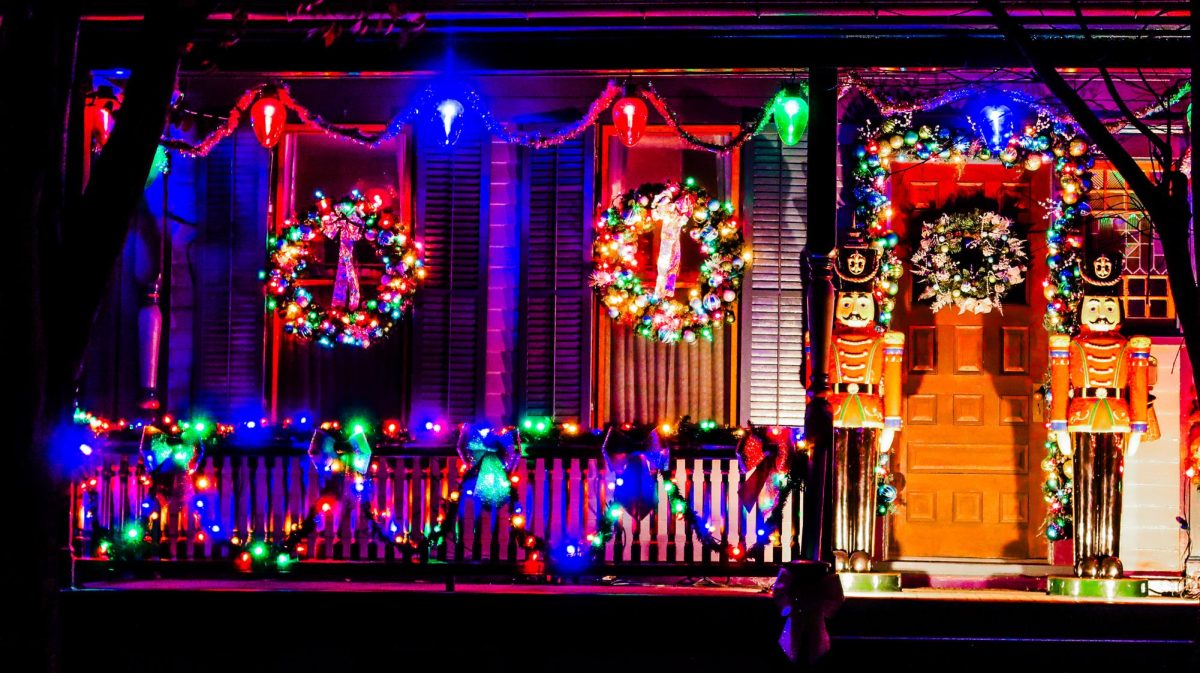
<box><xmin>823</xmin><ymin>236</ymin><xmax>904</xmax><ymax>574</ymax></box>
<box><xmin>1049</xmin><ymin>245</ymin><xmax>1151</xmax><ymax>580</ymax></box>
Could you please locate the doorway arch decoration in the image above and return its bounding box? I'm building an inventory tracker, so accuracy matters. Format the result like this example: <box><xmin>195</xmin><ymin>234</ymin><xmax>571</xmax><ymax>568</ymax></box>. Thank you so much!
<box><xmin>851</xmin><ymin>112</ymin><xmax>1095</xmax><ymax>335</ymax></box>
<box><xmin>849</xmin><ymin>108</ymin><xmax>1096</xmax><ymax>538</ymax></box>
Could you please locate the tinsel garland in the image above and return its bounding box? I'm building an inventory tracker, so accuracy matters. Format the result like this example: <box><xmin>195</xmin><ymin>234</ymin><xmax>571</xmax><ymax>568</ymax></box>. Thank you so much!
<box><xmin>637</xmin><ymin>80</ymin><xmax>778</xmax><ymax>156</ymax></box>
<box><xmin>161</xmin><ymin>74</ymin><xmax>1188</xmax><ymax>162</ymax></box>
<box><xmin>165</xmin><ymin>80</ymin><xmax>625</xmax><ymax>157</ymax></box>
<box><xmin>842</xmin><ymin>71</ymin><xmax>1192</xmax><ymax>134</ymax></box>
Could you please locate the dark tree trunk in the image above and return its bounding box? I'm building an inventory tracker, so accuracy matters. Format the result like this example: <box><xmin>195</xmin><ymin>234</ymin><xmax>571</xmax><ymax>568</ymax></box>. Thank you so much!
<box><xmin>983</xmin><ymin>0</ymin><xmax>1200</xmax><ymax>395</ymax></box>
<box><xmin>8</xmin><ymin>2</ymin><xmax>212</xmax><ymax>671</ymax></box>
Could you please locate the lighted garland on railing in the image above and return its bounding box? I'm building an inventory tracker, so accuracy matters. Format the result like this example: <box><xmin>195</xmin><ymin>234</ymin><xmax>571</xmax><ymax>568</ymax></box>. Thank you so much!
<box><xmin>76</xmin><ymin>409</ymin><xmax>801</xmax><ymax>571</ymax></box>
<box><xmin>76</xmin><ymin>412</ymin><xmax>230</xmax><ymax>562</ymax></box>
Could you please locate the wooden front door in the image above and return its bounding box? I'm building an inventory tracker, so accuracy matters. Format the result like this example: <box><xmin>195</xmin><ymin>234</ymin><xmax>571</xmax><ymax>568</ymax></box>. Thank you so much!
<box><xmin>887</xmin><ymin>162</ymin><xmax>1050</xmax><ymax>561</ymax></box>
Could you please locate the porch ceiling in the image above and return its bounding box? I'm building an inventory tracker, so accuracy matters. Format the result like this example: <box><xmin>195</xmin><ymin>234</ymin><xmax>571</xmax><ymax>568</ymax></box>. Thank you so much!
<box><xmin>79</xmin><ymin>1</ymin><xmax>1191</xmax><ymax>73</ymax></box>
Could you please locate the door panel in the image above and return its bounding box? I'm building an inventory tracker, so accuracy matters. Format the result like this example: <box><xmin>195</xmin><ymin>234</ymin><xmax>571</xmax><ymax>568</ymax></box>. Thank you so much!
<box><xmin>888</xmin><ymin>162</ymin><xmax>1050</xmax><ymax>561</ymax></box>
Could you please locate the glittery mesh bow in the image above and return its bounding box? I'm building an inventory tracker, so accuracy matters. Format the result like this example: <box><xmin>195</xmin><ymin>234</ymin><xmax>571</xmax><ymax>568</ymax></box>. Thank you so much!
<box><xmin>601</xmin><ymin>427</ymin><xmax>671</xmax><ymax>521</ymax></box>
<box><xmin>737</xmin><ymin>426</ymin><xmax>794</xmax><ymax>518</ymax></box>
<box><xmin>456</xmin><ymin>424</ymin><xmax>523</xmax><ymax>508</ymax></box>
<box><xmin>139</xmin><ymin>427</ymin><xmax>205</xmax><ymax>502</ymax></box>
<box><xmin>320</xmin><ymin>203</ymin><xmax>365</xmax><ymax>310</ymax></box>
<box><xmin>651</xmin><ymin>187</ymin><xmax>690</xmax><ymax>298</ymax></box>
<box><xmin>141</xmin><ymin>428</ymin><xmax>204</xmax><ymax>476</ymax></box>
<box><xmin>308</xmin><ymin>426</ymin><xmax>373</xmax><ymax>494</ymax></box>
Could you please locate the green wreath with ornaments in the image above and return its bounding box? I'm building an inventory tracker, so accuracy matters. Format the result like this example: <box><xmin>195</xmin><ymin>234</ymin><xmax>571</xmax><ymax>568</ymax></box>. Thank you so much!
<box><xmin>590</xmin><ymin>180</ymin><xmax>747</xmax><ymax>344</ymax></box>
<box><xmin>910</xmin><ymin>209</ymin><xmax>1028</xmax><ymax>315</ymax></box>
<box><xmin>264</xmin><ymin>190</ymin><xmax>425</xmax><ymax>348</ymax></box>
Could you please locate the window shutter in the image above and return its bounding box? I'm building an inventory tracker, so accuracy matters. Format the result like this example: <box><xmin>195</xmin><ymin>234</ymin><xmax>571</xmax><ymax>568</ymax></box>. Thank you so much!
<box><xmin>746</xmin><ymin>133</ymin><xmax>807</xmax><ymax>425</ymax></box>
<box><xmin>412</xmin><ymin>134</ymin><xmax>487</xmax><ymax>425</ymax></box>
<box><xmin>520</xmin><ymin>136</ymin><xmax>591</xmax><ymax>423</ymax></box>
<box><xmin>193</xmin><ymin>130</ymin><xmax>266</xmax><ymax>417</ymax></box>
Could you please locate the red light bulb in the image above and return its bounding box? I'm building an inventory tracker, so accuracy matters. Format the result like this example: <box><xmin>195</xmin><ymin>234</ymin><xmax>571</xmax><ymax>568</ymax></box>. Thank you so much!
<box><xmin>612</xmin><ymin>96</ymin><xmax>648</xmax><ymax>147</ymax></box>
<box><xmin>250</xmin><ymin>95</ymin><xmax>286</xmax><ymax>149</ymax></box>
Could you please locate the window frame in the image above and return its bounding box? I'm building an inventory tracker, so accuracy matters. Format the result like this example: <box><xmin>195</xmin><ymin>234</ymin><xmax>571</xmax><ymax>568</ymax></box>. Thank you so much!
<box><xmin>263</xmin><ymin>124</ymin><xmax>413</xmax><ymax>423</ymax></box>
<box><xmin>592</xmin><ymin>125</ymin><xmax>743</xmax><ymax>426</ymax></box>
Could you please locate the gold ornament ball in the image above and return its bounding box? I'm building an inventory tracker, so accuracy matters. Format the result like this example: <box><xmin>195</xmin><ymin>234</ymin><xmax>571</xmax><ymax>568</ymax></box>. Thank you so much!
<box><xmin>889</xmin><ymin>134</ymin><xmax>904</xmax><ymax>149</ymax></box>
<box><xmin>849</xmin><ymin>551</ymin><xmax>871</xmax><ymax>573</ymax></box>
<box><xmin>1068</xmin><ymin>139</ymin><xmax>1089</xmax><ymax>157</ymax></box>
<box><xmin>1078</xmin><ymin>556</ymin><xmax>1101</xmax><ymax>578</ymax></box>
<box><xmin>1100</xmin><ymin>556</ymin><xmax>1123</xmax><ymax>579</ymax></box>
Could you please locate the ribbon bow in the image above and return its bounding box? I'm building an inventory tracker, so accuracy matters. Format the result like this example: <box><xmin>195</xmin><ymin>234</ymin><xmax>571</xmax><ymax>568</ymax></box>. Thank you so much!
<box><xmin>650</xmin><ymin>187</ymin><xmax>690</xmax><ymax>298</ymax></box>
<box><xmin>456</xmin><ymin>424</ymin><xmax>523</xmax><ymax>508</ymax></box>
<box><xmin>736</xmin><ymin>425</ymin><xmax>794</xmax><ymax>518</ymax></box>
<box><xmin>773</xmin><ymin>561</ymin><xmax>844</xmax><ymax>664</ymax></box>
<box><xmin>139</xmin><ymin>426</ymin><xmax>205</xmax><ymax>502</ymax></box>
<box><xmin>602</xmin><ymin>426</ymin><xmax>671</xmax><ymax>521</ymax></box>
<box><xmin>320</xmin><ymin>203</ymin><xmax>365</xmax><ymax>310</ymax></box>
<box><xmin>140</xmin><ymin>427</ymin><xmax>204</xmax><ymax>476</ymax></box>
<box><xmin>308</xmin><ymin>425</ymin><xmax>373</xmax><ymax>495</ymax></box>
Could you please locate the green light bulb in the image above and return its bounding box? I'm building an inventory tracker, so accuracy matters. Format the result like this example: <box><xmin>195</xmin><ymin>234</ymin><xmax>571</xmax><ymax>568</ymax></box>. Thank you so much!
<box><xmin>772</xmin><ymin>86</ymin><xmax>809</xmax><ymax>146</ymax></box>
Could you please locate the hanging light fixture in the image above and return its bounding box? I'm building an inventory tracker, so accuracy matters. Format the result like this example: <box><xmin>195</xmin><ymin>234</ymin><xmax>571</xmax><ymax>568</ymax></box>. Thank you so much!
<box><xmin>435</xmin><ymin>98</ymin><xmax>465</xmax><ymax>146</ymax></box>
<box><xmin>612</xmin><ymin>96</ymin><xmax>648</xmax><ymax>147</ymax></box>
<box><xmin>978</xmin><ymin>104</ymin><xmax>1014</xmax><ymax>152</ymax></box>
<box><xmin>84</xmin><ymin>85</ymin><xmax>121</xmax><ymax>152</ymax></box>
<box><xmin>772</xmin><ymin>84</ymin><xmax>809</xmax><ymax>146</ymax></box>
<box><xmin>250</xmin><ymin>91</ymin><xmax>286</xmax><ymax>149</ymax></box>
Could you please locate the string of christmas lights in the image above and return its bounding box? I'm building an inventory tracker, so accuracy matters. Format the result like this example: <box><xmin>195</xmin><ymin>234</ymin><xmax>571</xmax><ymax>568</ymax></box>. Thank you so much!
<box><xmin>77</xmin><ymin>409</ymin><xmax>798</xmax><ymax>572</ymax></box>
<box><xmin>842</xmin><ymin>71</ymin><xmax>1191</xmax><ymax>133</ymax></box>
<box><xmin>154</xmin><ymin>73</ymin><xmax>1189</xmax><ymax>168</ymax></box>
<box><xmin>159</xmin><ymin>79</ymin><xmax>809</xmax><ymax>157</ymax></box>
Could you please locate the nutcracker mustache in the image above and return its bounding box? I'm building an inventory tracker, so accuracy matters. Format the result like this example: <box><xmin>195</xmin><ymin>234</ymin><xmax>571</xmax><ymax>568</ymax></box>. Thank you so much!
<box><xmin>844</xmin><ymin>311</ymin><xmax>870</xmax><ymax>321</ymax></box>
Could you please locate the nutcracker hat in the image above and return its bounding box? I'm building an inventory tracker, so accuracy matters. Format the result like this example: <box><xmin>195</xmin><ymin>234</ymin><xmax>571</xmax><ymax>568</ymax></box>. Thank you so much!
<box><xmin>1079</xmin><ymin>233</ymin><xmax>1124</xmax><ymax>297</ymax></box>
<box><xmin>832</xmin><ymin>229</ymin><xmax>880</xmax><ymax>292</ymax></box>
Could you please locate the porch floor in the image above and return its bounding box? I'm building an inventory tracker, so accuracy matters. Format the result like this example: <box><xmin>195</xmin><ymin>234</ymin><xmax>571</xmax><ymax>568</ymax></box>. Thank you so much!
<box><xmin>62</xmin><ymin>578</ymin><xmax>1198</xmax><ymax>672</ymax></box>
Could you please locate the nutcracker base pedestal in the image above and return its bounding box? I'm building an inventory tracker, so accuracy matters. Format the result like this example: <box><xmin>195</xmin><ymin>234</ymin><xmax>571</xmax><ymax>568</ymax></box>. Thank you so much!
<box><xmin>1046</xmin><ymin>576</ymin><xmax>1148</xmax><ymax>599</ymax></box>
<box><xmin>838</xmin><ymin>572</ymin><xmax>902</xmax><ymax>593</ymax></box>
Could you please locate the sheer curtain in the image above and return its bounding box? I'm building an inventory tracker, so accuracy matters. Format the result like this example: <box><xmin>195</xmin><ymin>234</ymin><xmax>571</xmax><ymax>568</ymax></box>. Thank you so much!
<box><xmin>597</xmin><ymin>125</ymin><xmax>738</xmax><ymax>426</ymax></box>
<box><xmin>604</xmin><ymin>323</ymin><xmax>728</xmax><ymax>424</ymax></box>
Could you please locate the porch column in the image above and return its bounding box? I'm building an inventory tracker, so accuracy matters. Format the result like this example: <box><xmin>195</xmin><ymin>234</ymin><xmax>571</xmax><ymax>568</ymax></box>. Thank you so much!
<box><xmin>800</xmin><ymin>66</ymin><xmax>838</xmax><ymax>562</ymax></box>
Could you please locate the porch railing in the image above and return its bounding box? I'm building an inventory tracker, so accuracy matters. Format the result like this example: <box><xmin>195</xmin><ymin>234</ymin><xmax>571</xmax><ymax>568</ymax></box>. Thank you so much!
<box><xmin>71</xmin><ymin>444</ymin><xmax>804</xmax><ymax>572</ymax></box>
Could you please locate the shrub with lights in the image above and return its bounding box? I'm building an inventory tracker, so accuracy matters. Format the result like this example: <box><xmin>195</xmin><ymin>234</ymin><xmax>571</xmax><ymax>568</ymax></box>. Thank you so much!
<box><xmin>265</xmin><ymin>189</ymin><xmax>425</xmax><ymax>348</ymax></box>
<box><xmin>592</xmin><ymin>180</ymin><xmax>747</xmax><ymax>344</ymax></box>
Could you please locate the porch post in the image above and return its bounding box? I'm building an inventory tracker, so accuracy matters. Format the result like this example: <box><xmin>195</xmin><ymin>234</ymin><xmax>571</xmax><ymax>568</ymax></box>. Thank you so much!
<box><xmin>800</xmin><ymin>66</ymin><xmax>838</xmax><ymax>562</ymax></box>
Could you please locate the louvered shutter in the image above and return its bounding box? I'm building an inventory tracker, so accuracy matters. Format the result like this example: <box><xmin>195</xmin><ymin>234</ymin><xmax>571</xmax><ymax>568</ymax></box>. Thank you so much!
<box><xmin>746</xmin><ymin>133</ymin><xmax>807</xmax><ymax>425</ymax></box>
<box><xmin>520</xmin><ymin>136</ymin><xmax>592</xmax><ymax>423</ymax></box>
<box><xmin>193</xmin><ymin>129</ymin><xmax>267</xmax><ymax>417</ymax></box>
<box><xmin>412</xmin><ymin>133</ymin><xmax>487</xmax><ymax>425</ymax></box>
